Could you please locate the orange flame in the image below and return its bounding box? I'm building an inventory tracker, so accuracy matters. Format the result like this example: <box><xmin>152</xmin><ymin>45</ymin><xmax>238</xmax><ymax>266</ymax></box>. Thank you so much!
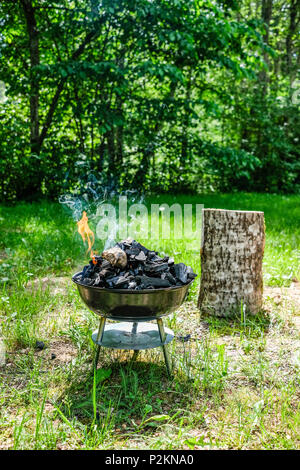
<box><xmin>77</xmin><ymin>211</ymin><xmax>97</xmax><ymax>264</ymax></box>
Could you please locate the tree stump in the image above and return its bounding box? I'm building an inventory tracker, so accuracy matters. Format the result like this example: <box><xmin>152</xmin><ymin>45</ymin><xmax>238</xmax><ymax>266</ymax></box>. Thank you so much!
<box><xmin>198</xmin><ymin>209</ymin><xmax>265</xmax><ymax>316</ymax></box>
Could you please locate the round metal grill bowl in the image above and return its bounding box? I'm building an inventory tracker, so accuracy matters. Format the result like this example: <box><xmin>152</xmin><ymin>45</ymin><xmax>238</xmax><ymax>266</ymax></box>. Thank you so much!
<box><xmin>72</xmin><ymin>272</ymin><xmax>193</xmax><ymax>321</ymax></box>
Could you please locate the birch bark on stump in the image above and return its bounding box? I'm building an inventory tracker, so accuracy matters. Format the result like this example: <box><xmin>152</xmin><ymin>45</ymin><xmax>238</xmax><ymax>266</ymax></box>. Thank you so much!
<box><xmin>198</xmin><ymin>209</ymin><xmax>265</xmax><ymax>316</ymax></box>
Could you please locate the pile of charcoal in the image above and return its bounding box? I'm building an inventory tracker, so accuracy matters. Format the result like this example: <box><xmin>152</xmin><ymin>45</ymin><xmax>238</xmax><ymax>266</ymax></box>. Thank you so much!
<box><xmin>73</xmin><ymin>238</ymin><xmax>197</xmax><ymax>290</ymax></box>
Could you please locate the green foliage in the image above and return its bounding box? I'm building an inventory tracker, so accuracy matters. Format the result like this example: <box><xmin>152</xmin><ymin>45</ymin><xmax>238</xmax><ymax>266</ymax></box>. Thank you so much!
<box><xmin>0</xmin><ymin>1</ymin><xmax>299</xmax><ymax>200</ymax></box>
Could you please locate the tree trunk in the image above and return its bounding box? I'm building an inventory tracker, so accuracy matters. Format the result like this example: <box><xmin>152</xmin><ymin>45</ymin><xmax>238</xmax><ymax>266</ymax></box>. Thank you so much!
<box><xmin>116</xmin><ymin>124</ymin><xmax>123</xmax><ymax>169</ymax></box>
<box><xmin>180</xmin><ymin>70</ymin><xmax>192</xmax><ymax>165</ymax></box>
<box><xmin>133</xmin><ymin>80</ymin><xmax>178</xmax><ymax>186</ymax></box>
<box><xmin>107</xmin><ymin>127</ymin><xmax>116</xmax><ymax>171</ymax></box>
<box><xmin>198</xmin><ymin>209</ymin><xmax>265</xmax><ymax>316</ymax></box>
<box><xmin>259</xmin><ymin>0</ymin><xmax>273</xmax><ymax>94</ymax></box>
<box><xmin>21</xmin><ymin>0</ymin><xmax>40</xmax><ymax>153</ymax></box>
<box><xmin>286</xmin><ymin>0</ymin><xmax>300</xmax><ymax>88</ymax></box>
<box><xmin>38</xmin><ymin>23</ymin><xmax>102</xmax><ymax>152</ymax></box>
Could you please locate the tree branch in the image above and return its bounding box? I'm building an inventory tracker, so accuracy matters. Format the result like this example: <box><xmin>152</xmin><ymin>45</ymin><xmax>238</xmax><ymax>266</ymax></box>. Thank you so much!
<box><xmin>38</xmin><ymin>27</ymin><xmax>101</xmax><ymax>149</ymax></box>
<box><xmin>20</xmin><ymin>0</ymin><xmax>40</xmax><ymax>152</ymax></box>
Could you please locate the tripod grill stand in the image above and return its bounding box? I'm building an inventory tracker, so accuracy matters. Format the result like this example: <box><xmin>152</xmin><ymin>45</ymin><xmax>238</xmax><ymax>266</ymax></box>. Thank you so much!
<box><xmin>92</xmin><ymin>317</ymin><xmax>174</xmax><ymax>376</ymax></box>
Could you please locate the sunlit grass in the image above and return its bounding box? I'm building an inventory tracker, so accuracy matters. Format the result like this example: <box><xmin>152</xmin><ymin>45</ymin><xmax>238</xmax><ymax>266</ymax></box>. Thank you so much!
<box><xmin>0</xmin><ymin>193</ymin><xmax>299</xmax><ymax>450</ymax></box>
<box><xmin>0</xmin><ymin>193</ymin><xmax>299</xmax><ymax>288</ymax></box>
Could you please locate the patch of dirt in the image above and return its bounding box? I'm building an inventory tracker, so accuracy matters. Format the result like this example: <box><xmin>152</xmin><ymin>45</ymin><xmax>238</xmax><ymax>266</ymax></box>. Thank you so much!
<box><xmin>2</xmin><ymin>276</ymin><xmax>300</xmax><ymax>450</ymax></box>
<box><xmin>171</xmin><ymin>286</ymin><xmax>300</xmax><ymax>389</ymax></box>
<box><xmin>2</xmin><ymin>340</ymin><xmax>78</xmax><ymax>373</ymax></box>
<box><xmin>264</xmin><ymin>282</ymin><xmax>300</xmax><ymax>311</ymax></box>
<box><xmin>48</xmin><ymin>339</ymin><xmax>78</xmax><ymax>364</ymax></box>
<box><xmin>264</xmin><ymin>284</ymin><xmax>300</xmax><ymax>332</ymax></box>
<box><xmin>26</xmin><ymin>275</ymin><xmax>70</xmax><ymax>295</ymax></box>
<box><xmin>22</xmin><ymin>278</ymin><xmax>300</xmax><ymax>373</ymax></box>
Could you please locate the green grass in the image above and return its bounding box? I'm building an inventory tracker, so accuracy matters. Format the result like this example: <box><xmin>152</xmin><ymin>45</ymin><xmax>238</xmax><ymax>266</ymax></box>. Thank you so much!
<box><xmin>0</xmin><ymin>193</ymin><xmax>299</xmax><ymax>450</ymax></box>
<box><xmin>0</xmin><ymin>193</ymin><xmax>299</xmax><ymax>289</ymax></box>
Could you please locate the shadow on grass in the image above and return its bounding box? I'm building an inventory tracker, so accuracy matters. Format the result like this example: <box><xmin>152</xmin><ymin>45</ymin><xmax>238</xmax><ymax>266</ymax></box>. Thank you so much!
<box><xmin>57</xmin><ymin>348</ymin><xmax>201</xmax><ymax>432</ymax></box>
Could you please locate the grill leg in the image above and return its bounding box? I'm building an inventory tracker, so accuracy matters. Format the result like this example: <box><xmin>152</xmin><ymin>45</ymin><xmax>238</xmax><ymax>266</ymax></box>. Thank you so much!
<box><xmin>94</xmin><ymin>316</ymin><xmax>106</xmax><ymax>370</ymax></box>
<box><xmin>157</xmin><ymin>318</ymin><xmax>172</xmax><ymax>378</ymax></box>
<box><xmin>131</xmin><ymin>322</ymin><xmax>139</xmax><ymax>361</ymax></box>
<box><xmin>131</xmin><ymin>350</ymin><xmax>139</xmax><ymax>361</ymax></box>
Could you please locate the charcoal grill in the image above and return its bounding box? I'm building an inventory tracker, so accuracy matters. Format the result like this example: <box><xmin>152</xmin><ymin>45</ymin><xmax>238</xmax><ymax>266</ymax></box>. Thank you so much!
<box><xmin>72</xmin><ymin>272</ymin><xmax>193</xmax><ymax>376</ymax></box>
